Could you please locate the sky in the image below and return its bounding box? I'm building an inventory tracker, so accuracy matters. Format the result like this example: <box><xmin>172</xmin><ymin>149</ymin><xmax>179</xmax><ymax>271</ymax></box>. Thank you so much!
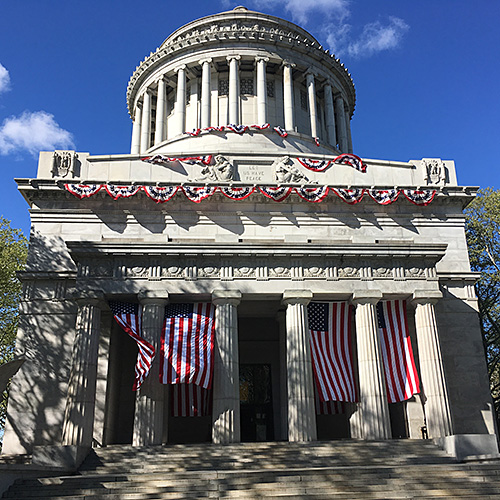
<box><xmin>0</xmin><ymin>0</ymin><xmax>499</xmax><ymax>235</ymax></box>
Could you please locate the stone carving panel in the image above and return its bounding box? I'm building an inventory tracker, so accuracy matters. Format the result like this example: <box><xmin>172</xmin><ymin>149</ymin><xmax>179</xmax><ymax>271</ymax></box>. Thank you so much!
<box><xmin>52</xmin><ymin>150</ymin><xmax>76</xmax><ymax>178</ymax></box>
<box><xmin>422</xmin><ymin>158</ymin><xmax>446</xmax><ymax>186</ymax></box>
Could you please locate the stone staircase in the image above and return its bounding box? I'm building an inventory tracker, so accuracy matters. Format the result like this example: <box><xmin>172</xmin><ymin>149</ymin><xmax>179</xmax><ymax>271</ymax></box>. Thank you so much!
<box><xmin>4</xmin><ymin>440</ymin><xmax>500</xmax><ymax>499</ymax></box>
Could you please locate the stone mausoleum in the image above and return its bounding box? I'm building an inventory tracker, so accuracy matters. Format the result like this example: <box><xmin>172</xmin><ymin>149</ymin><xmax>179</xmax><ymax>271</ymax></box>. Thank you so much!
<box><xmin>3</xmin><ymin>6</ymin><xmax>498</xmax><ymax>464</ymax></box>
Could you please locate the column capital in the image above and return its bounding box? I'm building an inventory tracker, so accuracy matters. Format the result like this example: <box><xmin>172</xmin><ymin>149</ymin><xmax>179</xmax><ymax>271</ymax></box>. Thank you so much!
<box><xmin>212</xmin><ymin>289</ymin><xmax>242</xmax><ymax>306</ymax></box>
<box><xmin>71</xmin><ymin>290</ymin><xmax>105</xmax><ymax>308</ymax></box>
<box><xmin>226</xmin><ymin>55</ymin><xmax>241</xmax><ymax>63</ymax></box>
<box><xmin>255</xmin><ymin>55</ymin><xmax>270</xmax><ymax>63</ymax></box>
<box><xmin>411</xmin><ymin>289</ymin><xmax>443</xmax><ymax>306</ymax></box>
<box><xmin>156</xmin><ymin>74</ymin><xmax>170</xmax><ymax>85</ymax></box>
<box><xmin>305</xmin><ymin>71</ymin><xmax>316</xmax><ymax>80</ymax></box>
<box><xmin>335</xmin><ymin>93</ymin><xmax>345</xmax><ymax>103</ymax></box>
<box><xmin>142</xmin><ymin>88</ymin><xmax>153</xmax><ymax>97</ymax></box>
<box><xmin>174</xmin><ymin>64</ymin><xmax>187</xmax><ymax>73</ymax></box>
<box><xmin>138</xmin><ymin>290</ymin><xmax>169</xmax><ymax>306</ymax></box>
<box><xmin>351</xmin><ymin>290</ymin><xmax>383</xmax><ymax>306</ymax></box>
<box><xmin>199</xmin><ymin>58</ymin><xmax>213</xmax><ymax>66</ymax></box>
<box><xmin>282</xmin><ymin>59</ymin><xmax>296</xmax><ymax>68</ymax></box>
<box><xmin>282</xmin><ymin>289</ymin><xmax>313</xmax><ymax>306</ymax></box>
<box><xmin>323</xmin><ymin>81</ymin><xmax>333</xmax><ymax>90</ymax></box>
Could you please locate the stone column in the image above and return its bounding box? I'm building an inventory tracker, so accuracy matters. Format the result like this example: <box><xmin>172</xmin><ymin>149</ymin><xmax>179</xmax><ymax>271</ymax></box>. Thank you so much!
<box><xmin>154</xmin><ymin>77</ymin><xmax>167</xmax><ymax>146</ymax></box>
<box><xmin>306</xmin><ymin>72</ymin><xmax>318</xmax><ymax>139</ymax></box>
<box><xmin>130</xmin><ymin>101</ymin><xmax>142</xmax><ymax>154</ymax></box>
<box><xmin>352</xmin><ymin>290</ymin><xmax>391</xmax><ymax>440</ymax></box>
<box><xmin>282</xmin><ymin>290</ymin><xmax>317</xmax><ymax>442</ymax></box>
<box><xmin>174</xmin><ymin>65</ymin><xmax>187</xmax><ymax>136</ymax></box>
<box><xmin>256</xmin><ymin>56</ymin><xmax>268</xmax><ymax>125</ymax></box>
<box><xmin>62</xmin><ymin>292</ymin><xmax>104</xmax><ymax>447</ymax></box>
<box><xmin>324</xmin><ymin>83</ymin><xmax>337</xmax><ymax>148</ymax></box>
<box><xmin>283</xmin><ymin>61</ymin><xmax>296</xmax><ymax>131</ymax></box>
<box><xmin>345</xmin><ymin>108</ymin><xmax>353</xmax><ymax>153</ymax></box>
<box><xmin>212</xmin><ymin>289</ymin><xmax>242</xmax><ymax>444</ymax></box>
<box><xmin>227</xmin><ymin>56</ymin><xmax>240</xmax><ymax>125</ymax></box>
<box><xmin>412</xmin><ymin>290</ymin><xmax>453</xmax><ymax>438</ymax></box>
<box><xmin>140</xmin><ymin>90</ymin><xmax>152</xmax><ymax>153</ymax></box>
<box><xmin>200</xmin><ymin>59</ymin><xmax>212</xmax><ymax>129</ymax></box>
<box><xmin>133</xmin><ymin>291</ymin><xmax>168</xmax><ymax>446</ymax></box>
<box><xmin>335</xmin><ymin>94</ymin><xmax>348</xmax><ymax>153</ymax></box>
<box><xmin>277</xmin><ymin>311</ymin><xmax>288</xmax><ymax>441</ymax></box>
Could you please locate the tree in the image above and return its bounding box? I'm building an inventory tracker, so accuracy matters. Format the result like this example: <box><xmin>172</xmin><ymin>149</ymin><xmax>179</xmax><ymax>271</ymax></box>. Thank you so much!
<box><xmin>464</xmin><ymin>188</ymin><xmax>500</xmax><ymax>418</ymax></box>
<box><xmin>0</xmin><ymin>218</ymin><xmax>28</xmax><ymax>440</ymax></box>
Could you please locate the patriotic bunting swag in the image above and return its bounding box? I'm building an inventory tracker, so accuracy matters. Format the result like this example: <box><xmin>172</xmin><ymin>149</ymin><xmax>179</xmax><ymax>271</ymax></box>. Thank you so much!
<box><xmin>181</xmin><ymin>186</ymin><xmax>217</xmax><ymax>203</ymax></box>
<box><xmin>219</xmin><ymin>186</ymin><xmax>256</xmax><ymax>200</ymax></box>
<box><xmin>377</xmin><ymin>300</ymin><xmax>420</xmax><ymax>403</ymax></box>
<box><xmin>141</xmin><ymin>155</ymin><xmax>212</xmax><ymax>165</ymax></box>
<box><xmin>105</xmin><ymin>185</ymin><xmax>141</xmax><ymax>200</ymax></box>
<box><xmin>109</xmin><ymin>302</ymin><xmax>155</xmax><ymax>391</ymax></box>
<box><xmin>170</xmin><ymin>384</ymin><xmax>212</xmax><ymax>417</ymax></box>
<box><xmin>308</xmin><ymin>302</ymin><xmax>357</xmax><ymax>404</ymax></box>
<box><xmin>227</xmin><ymin>124</ymin><xmax>249</xmax><ymax>134</ymax></box>
<box><xmin>160</xmin><ymin>302</ymin><xmax>215</xmax><ymax>389</ymax></box>
<box><xmin>368</xmin><ymin>189</ymin><xmax>400</xmax><ymax>205</ymax></box>
<box><xmin>64</xmin><ymin>184</ymin><xmax>102</xmax><ymax>199</ymax></box>
<box><xmin>142</xmin><ymin>185</ymin><xmax>178</xmax><ymax>203</ymax></box>
<box><xmin>295</xmin><ymin>186</ymin><xmax>329</xmax><ymax>202</ymax></box>
<box><xmin>333</xmin><ymin>153</ymin><xmax>367</xmax><ymax>172</ymax></box>
<box><xmin>273</xmin><ymin>126</ymin><xmax>288</xmax><ymax>138</ymax></box>
<box><xmin>297</xmin><ymin>158</ymin><xmax>332</xmax><ymax>172</ymax></box>
<box><xmin>333</xmin><ymin>188</ymin><xmax>365</xmax><ymax>204</ymax></box>
<box><xmin>403</xmin><ymin>189</ymin><xmax>436</xmax><ymax>206</ymax></box>
<box><xmin>250</xmin><ymin>123</ymin><xmax>270</xmax><ymax>130</ymax></box>
<box><xmin>258</xmin><ymin>186</ymin><xmax>292</xmax><ymax>202</ymax></box>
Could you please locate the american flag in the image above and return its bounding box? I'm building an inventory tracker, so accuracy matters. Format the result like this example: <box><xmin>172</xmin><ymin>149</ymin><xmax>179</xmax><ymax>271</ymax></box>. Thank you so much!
<box><xmin>314</xmin><ymin>389</ymin><xmax>346</xmax><ymax>415</ymax></box>
<box><xmin>170</xmin><ymin>383</ymin><xmax>212</xmax><ymax>417</ymax></box>
<box><xmin>308</xmin><ymin>302</ymin><xmax>357</xmax><ymax>403</ymax></box>
<box><xmin>160</xmin><ymin>303</ymin><xmax>215</xmax><ymax>389</ymax></box>
<box><xmin>109</xmin><ymin>301</ymin><xmax>155</xmax><ymax>391</ymax></box>
<box><xmin>377</xmin><ymin>300</ymin><xmax>420</xmax><ymax>403</ymax></box>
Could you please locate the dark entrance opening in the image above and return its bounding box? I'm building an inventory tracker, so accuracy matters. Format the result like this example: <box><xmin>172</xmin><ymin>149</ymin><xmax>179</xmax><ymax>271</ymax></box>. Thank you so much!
<box><xmin>240</xmin><ymin>364</ymin><xmax>274</xmax><ymax>442</ymax></box>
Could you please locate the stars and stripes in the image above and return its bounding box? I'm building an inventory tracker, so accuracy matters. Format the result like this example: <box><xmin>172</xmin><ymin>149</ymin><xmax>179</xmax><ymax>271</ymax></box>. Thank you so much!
<box><xmin>368</xmin><ymin>189</ymin><xmax>400</xmax><ymax>205</ymax></box>
<box><xmin>219</xmin><ymin>186</ymin><xmax>256</xmax><ymax>200</ymax></box>
<box><xmin>314</xmin><ymin>390</ymin><xmax>346</xmax><ymax>415</ymax></box>
<box><xmin>295</xmin><ymin>186</ymin><xmax>329</xmax><ymax>202</ymax></box>
<box><xmin>142</xmin><ymin>185</ymin><xmax>178</xmax><ymax>203</ymax></box>
<box><xmin>160</xmin><ymin>303</ymin><xmax>215</xmax><ymax>389</ymax></box>
<box><xmin>105</xmin><ymin>185</ymin><xmax>141</xmax><ymax>200</ymax></box>
<box><xmin>227</xmin><ymin>124</ymin><xmax>249</xmax><ymax>134</ymax></box>
<box><xmin>297</xmin><ymin>158</ymin><xmax>332</xmax><ymax>172</ymax></box>
<box><xmin>308</xmin><ymin>301</ymin><xmax>357</xmax><ymax>403</ymax></box>
<box><xmin>273</xmin><ymin>126</ymin><xmax>288</xmax><ymax>138</ymax></box>
<box><xmin>332</xmin><ymin>188</ymin><xmax>365</xmax><ymax>204</ymax></box>
<box><xmin>170</xmin><ymin>384</ymin><xmax>212</xmax><ymax>417</ymax></box>
<box><xmin>250</xmin><ymin>123</ymin><xmax>270</xmax><ymax>130</ymax></box>
<box><xmin>65</xmin><ymin>184</ymin><xmax>103</xmax><ymax>199</ymax></box>
<box><xmin>181</xmin><ymin>185</ymin><xmax>217</xmax><ymax>203</ymax></box>
<box><xmin>258</xmin><ymin>186</ymin><xmax>292</xmax><ymax>202</ymax></box>
<box><xmin>377</xmin><ymin>300</ymin><xmax>420</xmax><ymax>403</ymax></box>
<box><xmin>333</xmin><ymin>153</ymin><xmax>367</xmax><ymax>172</ymax></box>
<box><xmin>403</xmin><ymin>189</ymin><xmax>437</xmax><ymax>206</ymax></box>
<box><xmin>108</xmin><ymin>301</ymin><xmax>155</xmax><ymax>391</ymax></box>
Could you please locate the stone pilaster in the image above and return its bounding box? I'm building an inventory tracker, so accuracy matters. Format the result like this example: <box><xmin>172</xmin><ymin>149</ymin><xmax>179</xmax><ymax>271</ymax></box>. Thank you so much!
<box><xmin>154</xmin><ymin>77</ymin><xmax>167</xmax><ymax>145</ymax></box>
<box><xmin>345</xmin><ymin>108</ymin><xmax>353</xmax><ymax>153</ymax></box>
<box><xmin>256</xmin><ymin>56</ymin><xmax>268</xmax><ymax>125</ymax></box>
<box><xmin>324</xmin><ymin>83</ymin><xmax>337</xmax><ymax>148</ymax></box>
<box><xmin>412</xmin><ymin>290</ymin><xmax>453</xmax><ymax>438</ymax></box>
<box><xmin>212</xmin><ymin>289</ymin><xmax>242</xmax><ymax>444</ymax></box>
<box><xmin>61</xmin><ymin>292</ymin><xmax>104</xmax><ymax>447</ymax></box>
<box><xmin>276</xmin><ymin>311</ymin><xmax>288</xmax><ymax>441</ymax></box>
<box><xmin>200</xmin><ymin>59</ymin><xmax>212</xmax><ymax>129</ymax></box>
<box><xmin>174</xmin><ymin>65</ymin><xmax>187</xmax><ymax>136</ymax></box>
<box><xmin>130</xmin><ymin>101</ymin><xmax>142</xmax><ymax>154</ymax></box>
<box><xmin>283</xmin><ymin>61</ymin><xmax>296</xmax><ymax>131</ymax></box>
<box><xmin>335</xmin><ymin>95</ymin><xmax>348</xmax><ymax>153</ymax></box>
<box><xmin>282</xmin><ymin>289</ymin><xmax>317</xmax><ymax>442</ymax></box>
<box><xmin>352</xmin><ymin>290</ymin><xmax>391</xmax><ymax>440</ymax></box>
<box><xmin>306</xmin><ymin>72</ymin><xmax>318</xmax><ymax>139</ymax></box>
<box><xmin>227</xmin><ymin>56</ymin><xmax>240</xmax><ymax>125</ymax></box>
<box><xmin>140</xmin><ymin>89</ymin><xmax>152</xmax><ymax>153</ymax></box>
<box><xmin>132</xmin><ymin>291</ymin><xmax>168</xmax><ymax>446</ymax></box>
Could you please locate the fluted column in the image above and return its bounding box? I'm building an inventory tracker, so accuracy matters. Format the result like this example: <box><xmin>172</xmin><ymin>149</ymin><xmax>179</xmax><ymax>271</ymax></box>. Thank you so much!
<box><xmin>345</xmin><ymin>108</ymin><xmax>353</xmax><ymax>153</ymax></box>
<box><xmin>130</xmin><ymin>101</ymin><xmax>142</xmax><ymax>154</ymax></box>
<box><xmin>324</xmin><ymin>83</ymin><xmax>337</xmax><ymax>148</ymax></box>
<box><xmin>412</xmin><ymin>290</ymin><xmax>453</xmax><ymax>438</ymax></box>
<box><xmin>200</xmin><ymin>59</ymin><xmax>212</xmax><ymax>129</ymax></box>
<box><xmin>282</xmin><ymin>290</ymin><xmax>316</xmax><ymax>442</ymax></box>
<box><xmin>306</xmin><ymin>72</ymin><xmax>318</xmax><ymax>139</ymax></box>
<box><xmin>282</xmin><ymin>61</ymin><xmax>296</xmax><ymax>131</ymax></box>
<box><xmin>133</xmin><ymin>291</ymin><xmax>168</xmax><ymax>446</ymax></box>
<box><xmin>256</xmin><ymin>56</ymin><xmax>268</xmax><ymax>124</ymax></box>
<box><xmin>212</xmin><ymin>289</ymin><xmax>242</xmax><ymax>444</ymax></box>
<box><xmin>140</xmin><ymin>90</ymin><xmax>152</xmax><ymax>153</ymax></box>
<box><xmin>352</xmin><ymin>290</ymin><xmax>391</xmax><ymax>440</ymax></box>
<box><xmin>227</xmin><ymin>56</ymin><xmax>240</xmax><ymax>124</ymax></box>
<box><xmin>62</xmin><ymin>292</ymin><xmax>104</xmax><ymax>447</ymax></box>
<box><xmin>335</xmin><ymin>95</ymin><xmax>348</xmax><ymax>153</ymax></box>
<box><xmin>174</xmin><ymin>65</ymin><xmax>187</xmax><ymax>136</ymax></box>
<box><xmin>154</xmin><ymin>77</ymin><xmax>167</xmax><ymax>145</ymax></box>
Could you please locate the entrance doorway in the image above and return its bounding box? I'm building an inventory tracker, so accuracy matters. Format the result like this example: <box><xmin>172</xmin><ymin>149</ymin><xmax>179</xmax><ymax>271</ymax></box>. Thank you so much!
<box><xmin>240</xmin><ymin>364</ymin><xmax>274</xmax><ymax>441</ymax></box>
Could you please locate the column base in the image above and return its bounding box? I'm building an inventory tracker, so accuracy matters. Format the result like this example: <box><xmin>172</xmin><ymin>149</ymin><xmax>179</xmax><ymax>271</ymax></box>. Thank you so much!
<box><xmin>32</xmin><ymin>445</ymin><xmax>91</xmax><ymax>471</ymax></box>
<box><xmin>436</xmin><ymin>434</ymin><xmax>500</xmax><ymax>461</ymax></box>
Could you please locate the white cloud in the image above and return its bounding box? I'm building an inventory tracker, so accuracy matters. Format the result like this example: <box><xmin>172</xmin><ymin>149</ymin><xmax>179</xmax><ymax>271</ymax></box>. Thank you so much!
<box><xmin>0</xmin><ymin>111</ymin><xmax>74</xmax><ymax>157</ymax></box>
<box><xmin>0</xmin><ymin>64</ymin><xmax>10</xmax><ymax>94</ymax></box>
<box><xmin>328</xmin><ymin>17</ymin><xmax>409</xmax><ymax>58</ymax></box>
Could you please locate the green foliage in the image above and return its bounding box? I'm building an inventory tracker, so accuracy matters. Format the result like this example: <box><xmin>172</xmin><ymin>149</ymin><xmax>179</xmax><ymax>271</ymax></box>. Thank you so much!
<box><xmin>0</xmin><ymin>218</ymin><xmax>27</xmax><ymax>439</ymax></box>
<box><xmin>465</xmin><ymin>188</ymin><xmax>500</xmax><ymax>415</ymax></box>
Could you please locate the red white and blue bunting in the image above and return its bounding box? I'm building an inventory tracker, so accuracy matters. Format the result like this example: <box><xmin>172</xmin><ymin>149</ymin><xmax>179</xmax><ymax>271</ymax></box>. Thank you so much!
<box><xmin>258</xmin><ymin>186</ymin><xmax>293</xmax><ymax>202</ymax></box>
<box><xmin>226</xmin><ymin>124</ymin><xmax>249</xmax><ymax>135</ymax></box>
<box><xmin>141</xmin><ymin>155</ymin><xmax>213</xmax><ymax>166</ymax></box>
<box><xmin>297</xmin><ymin>158</ymin><xmax>332</xmax><ymax>172</ymax></box>
<box><xmin>64</xmin><ymin>184</ymin><xmax>436</xmax><ymax>206</ymax></box>
<box><xmin>64</xmin><ymin>183</ymin><xmax>102</xmax><ymax>199</ymax></box>
<box><xmin>273</xmin><ymin>126</ymin><xmax>288</xmax><ymax>138</ymax></box>
<box><xmin>250</xmin><ymin>123</ymin><xmax>270</xmax><ymax>130</ymax></box>
<box><xmin>333</xmin><ymin>153</ymin><xmax>367</xmax><ymax>172</ymax></box>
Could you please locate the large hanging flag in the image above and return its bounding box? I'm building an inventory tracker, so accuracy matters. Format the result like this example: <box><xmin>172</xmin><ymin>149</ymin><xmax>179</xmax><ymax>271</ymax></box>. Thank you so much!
<box><xmin>160</xmin><ymin>303</ymin><xmax>215</xmax><ymax>389</ymax></box>
<box><xmin>170</xmin><ymin>384</ymin><xmax>213</xmax><ymax>417</ymax></box>
<box><xmin>377</xmin><ymin>300</ymin><xmax>420</xmax><ymax>403</ymax></box>
<box><xmin>109</xmin><ymin>301</ymin><xmax>155</xmax><ymax>391</ymax></box>
<box><xmin>308</xmin><ymin>302</ymin><xmax>357</xmax><ymax>403</ymax></box>
<box><xmin>314</xmin><ymin>388</ymin><xmax>346</xmax><ymax>415</ymax></box>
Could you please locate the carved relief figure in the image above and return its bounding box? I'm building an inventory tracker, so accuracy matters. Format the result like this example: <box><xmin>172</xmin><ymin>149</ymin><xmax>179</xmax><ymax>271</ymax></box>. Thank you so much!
<box><xmin>192</xmin><ymin>155</ymin><xmax>234</xmax><ymax>182</ymax></box>
<box><xmin>52</xmin><ymin>151</ymin><xmax>75</xmax><ymax>178</ymax></box>
<box><xmin>273</xmin><ymin>156</ymin><xmax>311</xmax><ymax>183</ymax></box>
<box><xmin>424</xmin><ymin>159</ymin><xmax>445</xmax><ymax>185</ymax></box>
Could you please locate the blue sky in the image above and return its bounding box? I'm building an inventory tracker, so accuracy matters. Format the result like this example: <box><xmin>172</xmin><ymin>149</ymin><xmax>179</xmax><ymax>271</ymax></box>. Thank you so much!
<box><xmin>0</xmin><ymin>0</ymin><xmax>499</xmax><ymax>235</ymax></box>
